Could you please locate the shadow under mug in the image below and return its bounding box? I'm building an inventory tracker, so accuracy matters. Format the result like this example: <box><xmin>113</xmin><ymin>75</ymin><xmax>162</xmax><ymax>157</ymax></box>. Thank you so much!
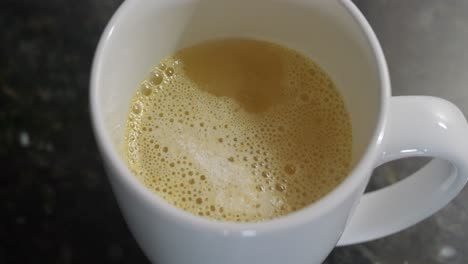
<box><xmin>90</xmin><ymin>0</ymin><xmax>468</xmax><ymax>263</ymax></box>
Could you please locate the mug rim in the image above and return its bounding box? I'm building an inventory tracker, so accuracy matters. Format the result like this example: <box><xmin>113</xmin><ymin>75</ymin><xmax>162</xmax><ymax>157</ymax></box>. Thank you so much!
<box><xmin>90</xmin><ymin>0</ymin><xmax>390</xmax><ymax>233</ymax></box>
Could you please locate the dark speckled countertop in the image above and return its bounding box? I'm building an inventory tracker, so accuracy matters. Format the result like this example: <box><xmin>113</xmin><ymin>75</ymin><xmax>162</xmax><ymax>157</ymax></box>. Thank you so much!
<box><xmin>1</xmin><ymin>0</ymin><xmax>467</xmax><ymax>263</ymax></box>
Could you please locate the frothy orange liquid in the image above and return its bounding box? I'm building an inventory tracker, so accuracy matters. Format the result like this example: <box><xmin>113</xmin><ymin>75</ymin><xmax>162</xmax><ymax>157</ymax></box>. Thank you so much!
<box><xmin>124</xmin><ymin>38</ymin><xmax>352</xmax><ymax>222</ymax></box>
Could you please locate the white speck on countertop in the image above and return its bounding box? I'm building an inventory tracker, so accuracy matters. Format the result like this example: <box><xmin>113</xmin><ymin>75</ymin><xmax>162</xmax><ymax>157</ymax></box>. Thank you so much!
<box><xmin>438</xmin><ymin>245</ymin><xmax>457</xmax><ymax>260</ymax></box>
<box><xmin>19</xmin><ymin>131</ymin><xmax>30</xmax><ymax>147</ymax></box>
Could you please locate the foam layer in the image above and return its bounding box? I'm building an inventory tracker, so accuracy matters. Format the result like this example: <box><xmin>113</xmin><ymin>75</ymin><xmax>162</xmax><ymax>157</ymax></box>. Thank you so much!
<box><xmin>124</xmin><ymin>38</ymin><xmax>352</xmax><ymax>222</ymax></box>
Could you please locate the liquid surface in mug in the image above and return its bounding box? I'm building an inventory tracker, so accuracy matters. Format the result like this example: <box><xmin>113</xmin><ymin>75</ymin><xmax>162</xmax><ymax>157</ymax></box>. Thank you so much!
<box><xmin>124</xmin><ymin>38</ymin><xmax>352</xmax><ymax>222</ymax></box>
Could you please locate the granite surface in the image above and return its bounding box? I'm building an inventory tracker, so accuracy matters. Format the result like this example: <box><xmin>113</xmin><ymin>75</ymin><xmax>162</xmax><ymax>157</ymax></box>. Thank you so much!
<box><xmin>1</xmin><ymin>0</ymin><xmax>467</xmax><ymax>263</ymax></box>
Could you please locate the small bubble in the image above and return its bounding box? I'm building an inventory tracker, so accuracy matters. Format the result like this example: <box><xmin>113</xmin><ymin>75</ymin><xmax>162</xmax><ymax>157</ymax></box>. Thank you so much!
<box><xmin>284</xmin><ymin>164</ymin><xmax>296</xmax><ymax>175</ymax></box>
<box><xmin>165</xmin><ymin>67</ymin><xmax>175</xmax><ymax>77</ymax></box>
<box><xmin>132</xmin><ymin>103</ymin><xmax>142</xmax><ymax>114</ymax></box>
<box><xmin>141</xmin><ymin>81</ymin><xmax>152</xmax><ymax>96</ymax></box>
<box><xmin>159</xmin><ymin>63</ymin><xmax>167</xmax><ymax>71</ymax></box>
<box><xmin>228</xmin><ymin>157</ymin><xmax>235</xmax><ymax>162</ymax></box>
<box><xmin>151</xmin><ymin>71</ymin><xmax>163</xmax><ymax>85</ymax></box>
<box><xmin>275</xmin><ymin>184</ymin><xmax>286</xmax><ymax>192</ymax></box>
<box><xmin>262</xmin><ymin>171</ymin><xmax>271</xmax><ymax>178</ymax></box>
<box><xmin>189</xmin><ymin>179</ymin><xmax>195</xmax><ymax>184</ymax></box>
<box><xmin>200</xmin><ymin>175</ymin><xmax>206</xmax><ymax>181</ymax></box>
<box><xmin>218</xmin><ymin>138</ymin><xmax>223</xmax><ymax>143</ymax></box>
<box><xmin>196</xmin><ymin>198</ymin><xmax>203</xmax><ymax>204</ymax></box>
<box><xmin>162</xmin><ymin>147</ymin><xmax>168</xmax><ymax>153</ymax></box>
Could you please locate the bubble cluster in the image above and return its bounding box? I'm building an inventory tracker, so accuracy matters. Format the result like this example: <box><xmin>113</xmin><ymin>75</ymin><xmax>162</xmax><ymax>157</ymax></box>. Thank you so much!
<box><xmin>124</xmin><ymin>38</ymin><xmax>352</xmax><ymax>222</ymax></box>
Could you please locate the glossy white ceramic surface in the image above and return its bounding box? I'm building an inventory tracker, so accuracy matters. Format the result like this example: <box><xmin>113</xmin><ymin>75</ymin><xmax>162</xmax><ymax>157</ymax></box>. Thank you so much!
<box><xmin>90</xmin><ymin>0</ymin><xmax>468</xmax><ymax>263</ymax></box>
<box><xmin>339</xmin><ymin>96</ymin><xmax>468</xmax><ymax>245</ymax></box>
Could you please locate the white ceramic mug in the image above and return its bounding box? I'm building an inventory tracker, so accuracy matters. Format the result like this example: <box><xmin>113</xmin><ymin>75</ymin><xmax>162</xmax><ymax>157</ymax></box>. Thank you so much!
<box><xmin>90</xmin><ymin>0</ymin><xmax>468</xmax><ymax>263</ymax></box>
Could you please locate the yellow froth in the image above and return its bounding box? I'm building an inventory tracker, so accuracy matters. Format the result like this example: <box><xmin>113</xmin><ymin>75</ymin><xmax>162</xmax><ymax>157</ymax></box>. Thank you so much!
<box><xmin>124</xmin><ymin>38</ymin><xmax>352</xmax><ymax>222</ymax></box>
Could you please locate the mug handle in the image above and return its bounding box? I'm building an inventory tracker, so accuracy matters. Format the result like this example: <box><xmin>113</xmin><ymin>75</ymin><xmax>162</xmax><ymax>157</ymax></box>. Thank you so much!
<box><xmin>337</xmin><ymin>96</ymin><xmax>468</xmax><ymax>246</ymax></box>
